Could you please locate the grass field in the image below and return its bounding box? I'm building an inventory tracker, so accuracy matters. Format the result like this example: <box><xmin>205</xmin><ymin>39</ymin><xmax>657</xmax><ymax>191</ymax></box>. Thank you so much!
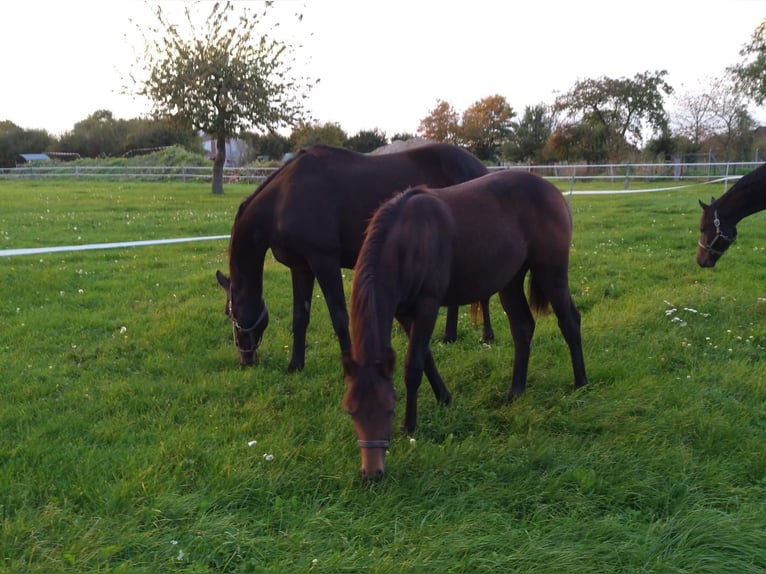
<box><xmin>1</xmin><ymin>178</ymin><xmax>765</xmax><ymax>573</ymax></box>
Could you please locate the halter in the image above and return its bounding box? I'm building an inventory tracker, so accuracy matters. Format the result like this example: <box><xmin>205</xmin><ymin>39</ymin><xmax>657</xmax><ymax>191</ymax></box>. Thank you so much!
<box><xmin>227</xmin><ymin>290</ymin><xmax>269</xmax><ymax>353</ymax></box>
<box><xmin>698</xmin><ymin>210</ymin><xmax>736</xmax><ymax>257</ymax></box>
<box><xmin>357</xmin><ymin>439</ymin><xmax>390</xmax><ymax>449</ymax></box>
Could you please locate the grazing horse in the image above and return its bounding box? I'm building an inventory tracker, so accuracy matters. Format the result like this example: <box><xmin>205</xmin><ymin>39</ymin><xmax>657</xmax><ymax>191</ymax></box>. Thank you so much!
<box><xmin>216</xmin><ymin>143</ymin><xmax>492</xmax><ymax>372</ymax></box>
<box><xmin>342</xmin><ymin>170</ymin><xmax>588</xmax><ymax>481</ymax></box>
<box><xmin>697</xmin><ymin>162</ymin><xmax>766</xmax><ymax>267</ymax></box>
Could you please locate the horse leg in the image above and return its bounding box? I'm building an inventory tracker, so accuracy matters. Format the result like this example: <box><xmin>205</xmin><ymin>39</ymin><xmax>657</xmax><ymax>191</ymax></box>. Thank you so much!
<box><xmin>498</xmin><ymin>271</ymin><xmax>535</xmax><ymax>400</ymax></box>
<box><xmin>442</xmin><ymin>305</ymin><xmax>459</xmax><ymax>343</ymax></box>
<box><xmin>542</xmin><ymin>273</ymin><xmax>588</xmax><ymax>390</ymax></box>
<box><xmin>311</xmin><ymin>262</ymin><xmax>351</xmax><ymax>358</ymax></box>
<box><xmin>396</xmin><ymin>302</ymin><xmax>446</xmax><ymax>435</ymax></box>
<box><xmin>480</xmin><ymin>298</ymin><xmax>495</xmax><ymax>343</ymax></box>
<box><xmin>288</xmin><ymin>267</ymin><xmax>316</xmax><ymax>372</ymax></box>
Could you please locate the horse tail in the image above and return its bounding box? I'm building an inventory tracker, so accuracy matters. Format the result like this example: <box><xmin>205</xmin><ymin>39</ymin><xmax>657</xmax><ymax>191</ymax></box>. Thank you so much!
<box><xmin>528</xmin><ymin>271</ymin><xmax>551</xmax><ymax>315</ymax></box>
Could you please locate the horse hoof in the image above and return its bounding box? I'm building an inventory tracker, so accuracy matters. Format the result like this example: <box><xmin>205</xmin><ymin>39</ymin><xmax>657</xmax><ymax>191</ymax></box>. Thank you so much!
<box><xmin>361</xmin><ymin>468</ymin><xmax>384</xmax><ymax>483</ymax></box>
<box><xmin>287</xmin><ymin>363</ymin><xmax>304</xmax><ymax>374</ymax></box>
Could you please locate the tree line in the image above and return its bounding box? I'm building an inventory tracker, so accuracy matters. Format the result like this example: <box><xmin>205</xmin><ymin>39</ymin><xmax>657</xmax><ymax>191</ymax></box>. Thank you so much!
<box><xmin>3</xmin><ymin>2</ymin><xmax>766</xmax><ymax>194</ymax></box>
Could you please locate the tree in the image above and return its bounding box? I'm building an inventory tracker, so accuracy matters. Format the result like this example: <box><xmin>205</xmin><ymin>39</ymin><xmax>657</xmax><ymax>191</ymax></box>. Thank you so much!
<box><xmin>670</xmin><ymin>81</ymin><xmax>717</xmax><ymax>147</ymax></box>
<box><xmin>460</xmin><ymin>95</ymin><xmax>516</xmax><ymax>161</ymax></box>
<box><xmin>502</xmin><ymin>103</ymin><xmax>553</xmax><ymax>163</ymax></box>
<box><xmin>57</xmin><ymin>110</ymin><xmax>126</xmax><ymax>158</ymax></box>
<box><xmin>705</xmin><ymin>75</ymin><xmax>753</xmax><ymax>161</ymax></box>
<box><xmin>346</xmin><ymin>129</ymin><xmax>388</xmax><ymax>153</ymax></box>
<box><xmin>417</xmin><ymin>100</ymin><xmax>460</xmax><ymax>143</ymax></box>
<box><xmin>133</xmin><ymin>1</ymin><xmax>313</xmax><ymax>194</ymax></box>
<box><xmin>290</xmin><ymin>121</ymin><xmax>347</xmax><ymax>150</ymax></box>
<box><xmin>390</xmin><ymin>132</ymin><xmax>416</xmax><ymax>142</ymax></box>
<box><xmin>553</xmin><ymin>70</ymin><xmax>673</xmax><ymax>161</ymax></box>
<box><xmin>0</xmin><ymin>121</ymin><xmax>53</xmax><ymax>168</ymax></box>
<box><xmin>730</xmin><ymin>18</ymin><xmax>766</xmax><ymax>105</ymax></box>
<box><xmin>242</xmin><ymin>130</ymin><xmax>291</xmax><ymax>163</ymax></box>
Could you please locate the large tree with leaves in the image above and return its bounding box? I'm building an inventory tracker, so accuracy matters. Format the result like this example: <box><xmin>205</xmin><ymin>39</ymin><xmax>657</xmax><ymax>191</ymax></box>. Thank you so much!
<box><xmin>133</xmin><ymin>1</ymin><xmax>312</xmax><ymax>194</ymax></box>
<box><xmin>553</xmin><ymin>70</ymin><xmax>673</xmax><ymax>162</ymax></box>
<box><xmin>460</xmin><ymin>95</ymin><xmax>515</xmax><ymax>161</ymax></box>
<box><xmin>417</xmin><ymin>100</ymin><xmax>461</xmax><ymax>143</ymax></box>
<box><xmin>730</xmin><ymin>18</ymin><xmax>766</xmax><ymax>105</ymax></box>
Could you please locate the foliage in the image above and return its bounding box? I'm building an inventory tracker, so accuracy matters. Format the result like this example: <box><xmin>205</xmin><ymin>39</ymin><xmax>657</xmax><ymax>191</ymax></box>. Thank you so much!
<box><xmin>703</xmin><ymin>75</ymin><xmax>754</xmax><ymax>161</ymax></box>
<box><xmin>346</xmin><ymin>128</ymin><xmax>388</xmax><ymax>153</ymax></box>
<box><xmin>56</xmin><ymin>110</ymin><xmax>202</xmax><ymax>159</ymax></box>
<box><xmin>242</xmin><ymin>130</ymin><xmax>291</xmax><ymax>163</ymax></box>
<box><xmin>730</xmin><ymin>18</ymin><xmax>766</xmax><ymax>105</ymax></box>
<box><xmin>460</xmin><ymin>95</ymin><xmax>516</xmax><ymax>161</ymax></box>
<box><xmin>289</xmin><ymin>121</ymin><xmax>347</xmax><ymax>149</ymax></box>
<box><xmin>502</xmin><ymin>104</ymin><xmax>554</xmax><ymax>163</ymax></box>
<box><xmin>418</xmin><ymin>99</ymin><xmax>461</xmax><ymax>144</ymax></box>
<box><xmin>391</xmin><ymin>132</ymin><xmax>416</xmax><ymax>142</ymax></box>
<box><xmin>553</xmin><ymin>70</ymin><xmax>673</xmax><ymax>161</ymax></box>
<box><xmin>133</xmin><ymin>1</ymin><xmax>313</xmax><ymax>194</ymax></box>
<box><xmin>0</xmin><ymin>120</ymin><xmax>53</xmax><ymax>168</ymax></box>
<box><xmin>2</xmin><ymin>179</ymin><xmax>766</xmax><ymax>572</ymax></box>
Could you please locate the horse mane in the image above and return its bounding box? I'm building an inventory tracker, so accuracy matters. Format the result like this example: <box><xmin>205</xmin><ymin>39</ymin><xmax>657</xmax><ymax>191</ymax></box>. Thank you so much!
<box><xmin>714</xmin><ymin>162</ymin><xmax>766</xmax><ymax>222</ymax></box>
<box><xmin>233</xmin><ymin>149</ymin><xmax>308</xmax><ymax>224</ymax></box>
<box><xmin>351</xmin><ymin>188</ymin><xmax>426</xmax><ymax>363</ymax></box>
<box><xmin>724</xmin><ymin>162</ymin><xmax>766</xmax><ymax>197</ymax></box>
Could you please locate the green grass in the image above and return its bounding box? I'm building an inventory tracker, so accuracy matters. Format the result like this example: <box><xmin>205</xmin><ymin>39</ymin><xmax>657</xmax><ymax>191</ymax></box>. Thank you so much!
<box><xmin>1</xmin><ymin>178</ymin><xmax>765</xmax><ymax>573</ymax></box>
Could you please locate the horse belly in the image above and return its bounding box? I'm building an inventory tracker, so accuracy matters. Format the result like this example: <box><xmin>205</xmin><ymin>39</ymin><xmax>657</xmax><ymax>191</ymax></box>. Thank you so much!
<box><xmin>442</xmin><ymin>243</ymin><xmax>524</xmax><ymax>306</ymax></box>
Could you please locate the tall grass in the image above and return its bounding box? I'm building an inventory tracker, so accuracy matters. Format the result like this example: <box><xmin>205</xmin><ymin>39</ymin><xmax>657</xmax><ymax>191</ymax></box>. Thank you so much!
<box><xmin>1</xmin><ymin>179</ymin><xmax>765</xmax><ymax>573</ymax></box>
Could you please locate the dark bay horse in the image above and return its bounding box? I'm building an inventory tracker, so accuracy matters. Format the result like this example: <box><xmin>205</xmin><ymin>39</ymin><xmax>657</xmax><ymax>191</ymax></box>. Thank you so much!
<box><xmin>216</xmin><ymin>143</ymin><xmax>493</xmax><ymax>372</ymax></box>
<box><xmin>342</xmin><ymin>170</ymin><xmax>588</xmax><ymax>480</ymax></box>
<box><xmin>697</xmin><ymin>162</ymin><xmax>766</xmax><ymax>267</ymax></box>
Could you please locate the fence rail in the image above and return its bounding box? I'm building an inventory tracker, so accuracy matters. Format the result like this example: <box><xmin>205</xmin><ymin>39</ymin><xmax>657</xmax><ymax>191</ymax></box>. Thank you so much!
<box><xmin>1</xmin><ymin>161</ymin><xmax>761</xmax><ymax>187</ymax></box>
<box><xmin>0</xmin><ymin>165</ymin><xmax>275</xmax><ymax>184</ymax></box>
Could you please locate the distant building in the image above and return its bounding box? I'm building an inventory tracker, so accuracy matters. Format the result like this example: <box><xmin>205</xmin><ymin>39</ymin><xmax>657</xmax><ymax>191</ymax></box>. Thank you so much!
<box><xmin>17</xmin><ymin>153</ymin><xmax>51</xmax><ymax>164</ymax></box>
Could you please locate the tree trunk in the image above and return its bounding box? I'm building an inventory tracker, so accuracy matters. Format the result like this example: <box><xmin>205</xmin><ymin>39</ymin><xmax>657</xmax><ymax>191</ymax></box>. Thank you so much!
<box><xmin>212</xmin><ymin>134</ymin><xmax>227</xmax><ymax>195</ymax></box>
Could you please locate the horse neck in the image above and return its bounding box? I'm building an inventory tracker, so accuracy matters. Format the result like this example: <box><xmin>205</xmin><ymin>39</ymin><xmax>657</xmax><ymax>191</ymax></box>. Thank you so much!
<box><xmin>350</xmin><ymin>276</ymin><xmax>395</xmax><ymax>366</ymax></box>
<box><xmin>717</xmin><ymin>171</ymin><xmax>766</xmax><ymax>224</ymax></box>
<box><xmin>230</xmin><ymin>226</ymin><xmax>267</xmax><ymax>296</ymax></box>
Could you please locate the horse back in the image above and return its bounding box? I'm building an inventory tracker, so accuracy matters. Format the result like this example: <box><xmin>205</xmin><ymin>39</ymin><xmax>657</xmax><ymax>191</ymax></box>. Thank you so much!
<box><xmin>239</xmin><ymin>144</ymin><xmax>486</xmax><ymax>267</ymax></box>
<box><xmin>430</xmin><ymin>170</ymin><xmax>573</xmax><ymax>303</ymax></box>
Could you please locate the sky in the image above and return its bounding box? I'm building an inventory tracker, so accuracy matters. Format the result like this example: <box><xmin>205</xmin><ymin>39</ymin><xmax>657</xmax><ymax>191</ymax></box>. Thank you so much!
<box><xmin>2</xmin><ymin>0</ymin><xmax>766</xmax><ymax>138</ymax></box>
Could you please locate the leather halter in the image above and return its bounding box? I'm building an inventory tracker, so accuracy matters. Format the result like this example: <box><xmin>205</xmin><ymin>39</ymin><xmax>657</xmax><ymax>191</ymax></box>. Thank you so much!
<box><xmin>698</xmin><ymin>209</ymin><xmax>736</xmax><ymax>256</ymax></box>
<box><xmin>357</xmin><ymin>439</ymin><xmax>390</xmax><ymax>449</ymax></box>
<box><xmin>227</xmin><ymin>289</ymin><xmax>268</xmax><ymax>353</ymax></box>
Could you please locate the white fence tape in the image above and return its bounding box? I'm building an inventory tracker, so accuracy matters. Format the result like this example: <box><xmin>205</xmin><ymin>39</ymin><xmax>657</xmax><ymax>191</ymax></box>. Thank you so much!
<box><xmin>0</xmin><ymin>235</ymin><xmax>230</xmax><ymax>257</ymax></box>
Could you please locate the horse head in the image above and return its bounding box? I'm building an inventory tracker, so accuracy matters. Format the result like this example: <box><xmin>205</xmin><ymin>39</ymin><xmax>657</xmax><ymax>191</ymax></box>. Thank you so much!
<box><xmin>216</xmin><ymin>270</ymin><xmax>269</xmax><ymax>366</ymax></box>
<box><xmin>697</xmin><ymin>198</ymin><xmax>737</xmax><ymax>268</ymax></box>
<box><xmin>341</xmin><ymin>349</ymin><xmax>396</xmax><ymax>482</ymax></box>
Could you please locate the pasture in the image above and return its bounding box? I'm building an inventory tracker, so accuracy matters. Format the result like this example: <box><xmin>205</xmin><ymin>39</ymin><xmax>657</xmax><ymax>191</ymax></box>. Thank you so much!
<box><xmin>1</xmin><ymin>178</ymin><xmax>765</xmax><ymax>572</ymax></box>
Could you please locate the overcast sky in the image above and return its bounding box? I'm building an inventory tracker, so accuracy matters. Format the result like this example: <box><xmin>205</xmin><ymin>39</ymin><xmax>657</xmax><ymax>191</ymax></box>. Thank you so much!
<box><xmin>2</xmin><ymin>0</ymin><xmax>765</xmax><ymax>137</ymax></box>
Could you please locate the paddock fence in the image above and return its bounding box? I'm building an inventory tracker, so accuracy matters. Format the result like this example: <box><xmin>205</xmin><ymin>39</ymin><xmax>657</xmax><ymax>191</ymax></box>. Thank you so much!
<box><xmin>0</xmin><ymin>161</ymin><xmax>761</xmax><ymax>190</ymax></box>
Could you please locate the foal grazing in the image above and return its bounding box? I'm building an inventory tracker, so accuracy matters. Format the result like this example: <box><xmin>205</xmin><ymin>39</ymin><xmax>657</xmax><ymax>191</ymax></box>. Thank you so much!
<box><xmin>215</xmin><ymin>143</ymin><xmax>491</xmax><ymax>371</ymax></box>
<box><xmin>343</xmin><ymin>170</ymin><xmax>588</xmax><ymax>480</ymax></box>
<box><xmin>697</xmin><ymin>162</ymin><xmax>766</xmax><ymax>267</ymax></box>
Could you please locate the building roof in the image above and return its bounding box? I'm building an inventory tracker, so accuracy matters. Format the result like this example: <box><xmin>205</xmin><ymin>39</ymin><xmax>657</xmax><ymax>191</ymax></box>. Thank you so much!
<box><xmin>19</xmin><ymin>153</ymin><xmax>51</xmax><ymax>162</ymax></box>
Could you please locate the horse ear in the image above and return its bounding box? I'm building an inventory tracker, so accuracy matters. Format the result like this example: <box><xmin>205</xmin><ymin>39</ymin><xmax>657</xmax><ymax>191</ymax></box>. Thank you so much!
<box><xmin>216</xmin><ymin>270</ymin><xmax>230</xmax><ymax>290</ymax></box>
<box><xmin>698</xmin><ymin>199</ymin><xmax>709</xmax><ymax>210</ymax></box>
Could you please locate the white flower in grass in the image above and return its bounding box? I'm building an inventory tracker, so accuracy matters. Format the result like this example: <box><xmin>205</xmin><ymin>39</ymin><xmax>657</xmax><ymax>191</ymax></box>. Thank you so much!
<box><xmin>119</xmin><ymin>326</ymin><xmax>127</xmax><ymax>334</ymax></box>
<box><xmin>247</xmin><ymin>440</ymin><xmax>257</xmax><ymax>447</ymax></box>
<box><xmin>409</xmin><ymin>438</ymin><xmax>416</xmax><ymax>445</ymax></box>
<box><xmin>263</xmin><ymin>453</ymin><xmax>274</xmax><ymax>461</ymax></box>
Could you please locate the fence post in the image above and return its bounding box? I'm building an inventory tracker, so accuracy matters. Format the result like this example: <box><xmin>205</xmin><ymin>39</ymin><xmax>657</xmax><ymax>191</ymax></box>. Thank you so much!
<box><xmin>624</xmin><ymin>164</ymin><xmax>631</xmax><ymax>189</ymax></box>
